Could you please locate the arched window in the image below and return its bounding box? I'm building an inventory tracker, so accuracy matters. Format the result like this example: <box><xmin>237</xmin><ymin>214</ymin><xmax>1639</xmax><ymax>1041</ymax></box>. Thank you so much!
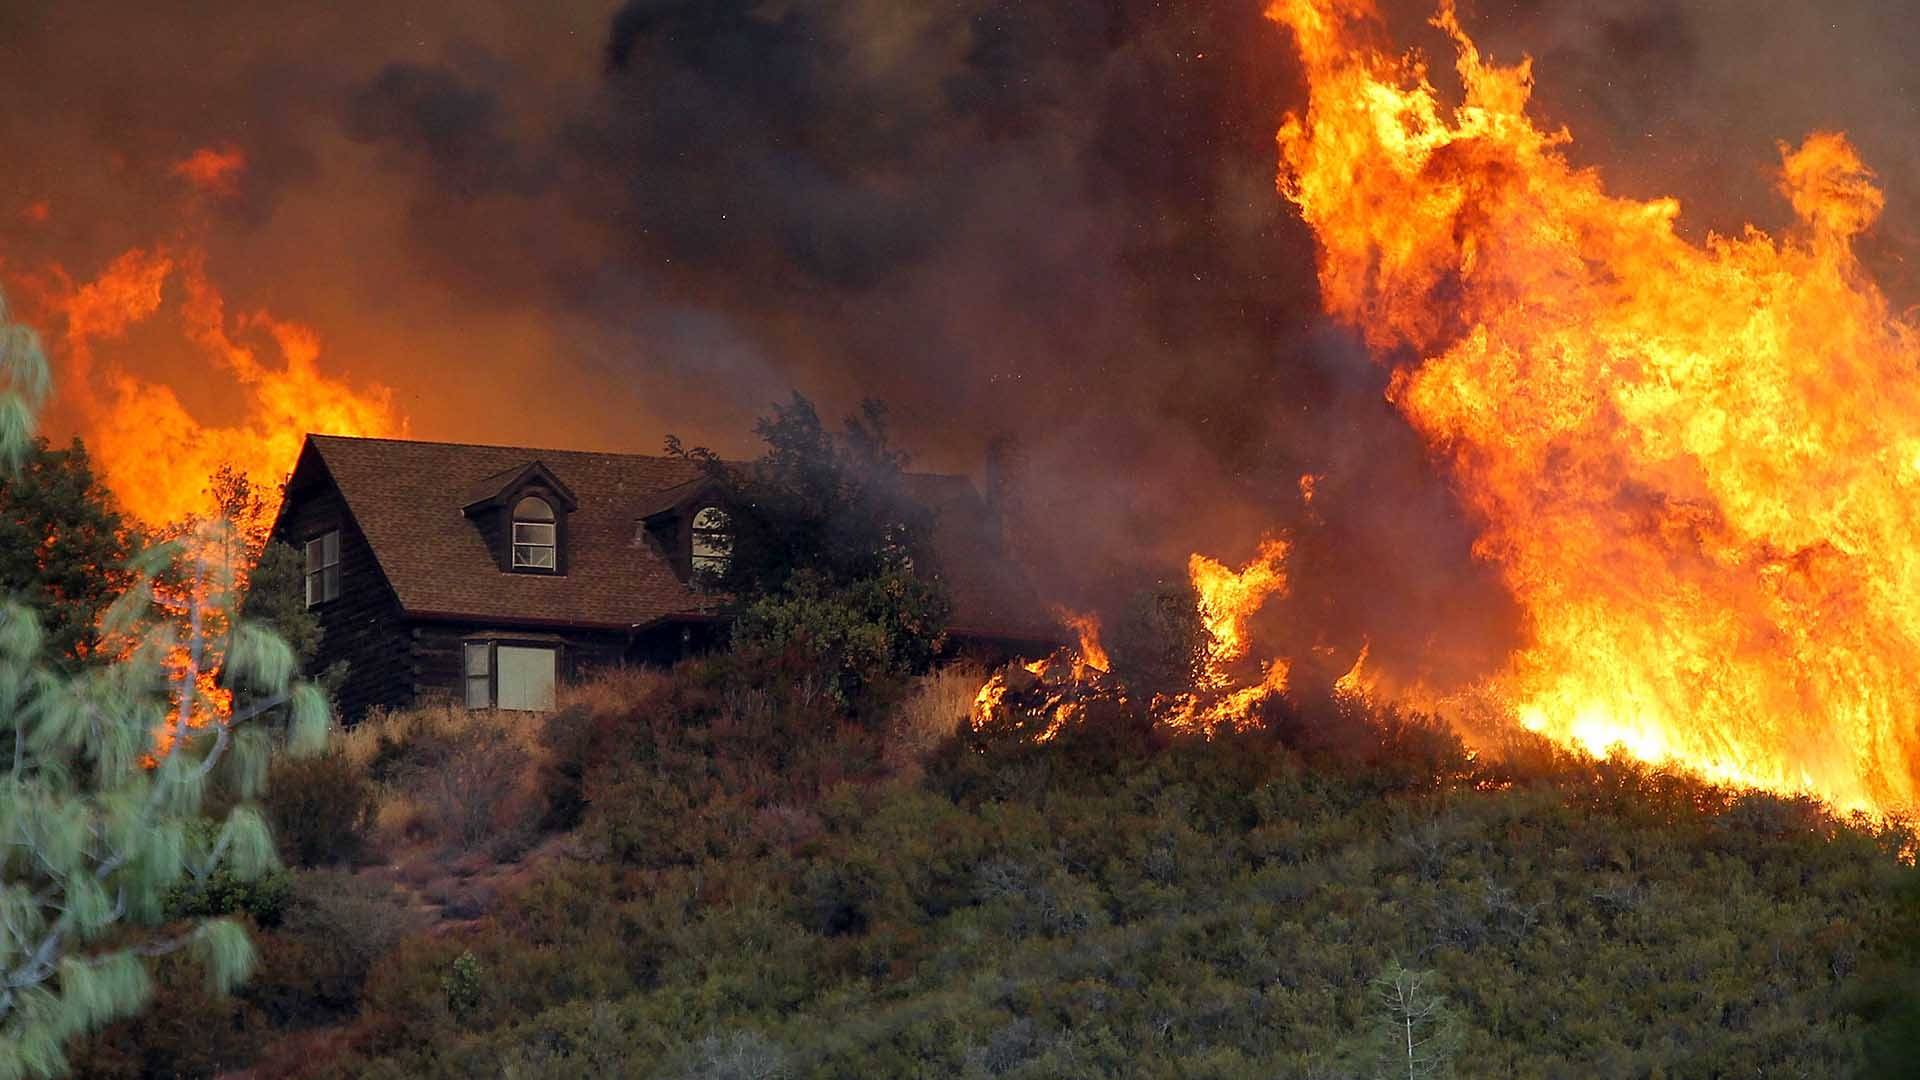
<box><xmin>512</xmin><ymin>496</ymin><xmax>557</xmax><ymax>569</ymax></box>
<box><xmin>691</xmin><ymin>506</ymin><xmax>731</xmax><ymax>579</ymax></box>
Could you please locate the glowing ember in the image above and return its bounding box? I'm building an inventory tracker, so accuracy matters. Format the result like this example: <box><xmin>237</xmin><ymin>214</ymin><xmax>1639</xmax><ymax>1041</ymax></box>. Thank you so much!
<box><xmin>970</xmin><ymin>607</ymin><xmax>1116</xmax><ymax>739</ymax></box>
<box><xmin>1270</xmin><ymin>0</ymin><xmax>1920</xmax><ymax>811</ymax></box>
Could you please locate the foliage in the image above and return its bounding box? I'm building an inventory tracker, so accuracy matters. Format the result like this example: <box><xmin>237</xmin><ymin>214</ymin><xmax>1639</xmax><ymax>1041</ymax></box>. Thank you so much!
<box><xmin>1106</xmin><ymin>579</ymin><xmax>1214</xmax><ymax>701</ymax></box>
<box><xmin>294</xmin><ymin>664</ymin><xmax>1911</xmax><ymax>1079</ymax></box>
<box><xmin>0</xmin><ymin>290</ymin><xmax>331</xmax><ymax>1079</ymax></box>
<box><xmin>670</xmin><ymin>393</ymin><xmax>937</xmax><ymax>599</ymax></box>
<box><xmin>0</xmin><ymin>438</ymin><xmax>138</xmax><ymax>665</ymax></box>
<box><xmin>264</xmin><ymin>748</ymin><xmax>378</xmax><ymax>868</ymax></box>
<box><xmin>735</xmin><ymin>568</ymin><xmax>951</xmax><ymax>708</ymax></box>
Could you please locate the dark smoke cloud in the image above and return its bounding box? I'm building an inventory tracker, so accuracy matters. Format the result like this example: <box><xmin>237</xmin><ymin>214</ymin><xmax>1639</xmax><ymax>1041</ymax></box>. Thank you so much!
<box><xmin>3</xmin><ymin>0</ymin><xmax>1915</xmax><ymax>692</ymax></box>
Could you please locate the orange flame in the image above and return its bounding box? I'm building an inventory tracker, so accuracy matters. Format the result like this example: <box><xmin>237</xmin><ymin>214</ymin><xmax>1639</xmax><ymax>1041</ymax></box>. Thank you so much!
<box><xmin>1188</xmin><ymin>537</ymin><xmax>1290</xmax><ymax>687</ymax></box>
<box><xmin>1270</xmin><ymin>0</ymin><xmax>1920</xmax><ymax>811</ymax></box>
<box><xmin>170</xmin><ymin>146</ymin><xmax>248</xmax><ymax>198</ymax></box>
<box><xmin>1054</xmin><ymin>606</ymin><xmax>1110</xmax><ymax>677</ymax></box>
<box><xmin>36</xmin><ymin>245</ymin><xmax>402</xmax><ymax>527</ymax></box>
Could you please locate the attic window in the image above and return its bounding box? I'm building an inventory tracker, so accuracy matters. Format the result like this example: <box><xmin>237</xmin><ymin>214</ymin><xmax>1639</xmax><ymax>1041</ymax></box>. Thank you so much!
<box><xmin>512</xmin><ymin>496</ymin><xmax>557</xmax><ymax>570</ymax></box>
<box><xmin>691</xmin><ymin>506</ymin><xmax>731</xmax><ymax>580</ymax></box>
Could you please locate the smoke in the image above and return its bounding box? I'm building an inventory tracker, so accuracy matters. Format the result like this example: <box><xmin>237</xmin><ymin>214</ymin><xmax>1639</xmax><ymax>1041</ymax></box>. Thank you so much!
<box><xmin>1</xmin><ymin>0</ymin><xmax>1914</xmax><ymax>694</ymax></box>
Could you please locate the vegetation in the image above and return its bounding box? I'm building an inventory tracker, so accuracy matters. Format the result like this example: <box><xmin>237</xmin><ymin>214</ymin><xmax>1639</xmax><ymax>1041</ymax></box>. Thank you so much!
<box><xmin>671</xmin><ymin>394</ymin><xmax>952</xmax><ymax>710</ymax></box>
<box><xmin>0</xmin><ymin>290</ymin><xmax>332</xmax><ymax>1078</ymax></box>
<box><xmin>48</xmin><ymin>650</ymin><xmax>1916</xmax><ymax>1079</ymax></box>
<box><xmin>0</xmin><ymin>437</ymin><xmax>137</xmax><ymax>664</ymax></box>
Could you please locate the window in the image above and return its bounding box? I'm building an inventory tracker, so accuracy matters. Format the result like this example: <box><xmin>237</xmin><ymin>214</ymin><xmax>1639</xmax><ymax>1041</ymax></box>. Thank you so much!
<box><xmin>497</xmin><ymin>646</ymin><xmax>557</xmax><ymax>711</ymax></box>
<box><xmin>464</xmin><ymin>643</ymin><xmax>491</xmax><ymax>709</ymax></box>
<box><xmin>511</xmin><ymin>496</ymin><xmax>557</xmax><ymax>570</ymax></box>
<box><xmin>462</xmin><ymin>641</ymin><xmax>557</xmax><ymax>711</ymax></box>
<box><xmin>691</xmin><ymin>506</ymin><xmax>731</xmax><ymax>579</ymax></box>
<box><xmin>304</xmin><ymin>530</ymin><xmax>340</xmax><ymax>607</ymax></box>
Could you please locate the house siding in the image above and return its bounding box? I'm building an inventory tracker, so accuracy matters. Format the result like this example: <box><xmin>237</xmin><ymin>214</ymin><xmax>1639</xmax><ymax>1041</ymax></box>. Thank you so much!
<box><xmin>408</xmin><ymin>620</ymin><xmax>630</xmax><ymax>706</ymax></box>
<box><xmin>273</xmin><ymin>480</ymin><xmax>412</xmax><ymax>720</ymax></box>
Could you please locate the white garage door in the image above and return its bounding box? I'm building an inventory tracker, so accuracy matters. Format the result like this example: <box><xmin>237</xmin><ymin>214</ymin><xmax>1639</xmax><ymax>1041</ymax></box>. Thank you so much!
<box><xmin>495</xmin><ymin>645</ymin><xmax>557</xmax><ymax>711</ymax></box>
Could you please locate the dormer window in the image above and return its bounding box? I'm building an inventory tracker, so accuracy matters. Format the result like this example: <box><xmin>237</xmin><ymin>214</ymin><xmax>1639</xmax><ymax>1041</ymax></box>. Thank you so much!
<box><xmin>691</xmin><ymin>506</ymin><xmax>731</xmax><ymax>580</ymax></box>
<box><xmin>512</xmin><ymin>496</ymin><xmax>558</xmax><ymax>570</ymax></box>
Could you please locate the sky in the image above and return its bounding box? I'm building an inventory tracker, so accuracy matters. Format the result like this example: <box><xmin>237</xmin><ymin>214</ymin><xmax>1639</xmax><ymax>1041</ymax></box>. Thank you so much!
<box><xmin>2</xmin><ymin>0</ymin><xmax>1915</xmax><ymax>691</ymax></box>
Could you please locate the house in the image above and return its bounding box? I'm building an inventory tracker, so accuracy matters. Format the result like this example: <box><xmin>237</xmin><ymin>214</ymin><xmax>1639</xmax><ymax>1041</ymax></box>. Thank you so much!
<box><xmin>268</xmin><ymin>434</ymin><xmax>1058</xmax><ymax>719</ymax></box>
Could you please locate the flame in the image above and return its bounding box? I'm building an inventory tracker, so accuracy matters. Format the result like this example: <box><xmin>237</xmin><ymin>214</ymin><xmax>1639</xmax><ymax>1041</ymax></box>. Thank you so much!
<box><xmin>12</xmin><ymin>232</ymin><xmax>401</xmax><ymax>751</ymax></box>
<box><xmin>1054</xmin><ymin>606</ymin><xmax>1110</xmax><ymax>677</ymax></box>
<box><xmin>1270</xmin><ymin>0</ymin><xmax>1920</xmax><ymax>811</ymax></box>
<box><xmin>170</xmin><ymin>146</ymin><xmax>248</xmax><ymax>198</ymax></box>
<box><xmin>1332</xmin><ymin>640</ymin><xmax>1373</xmax><ymax>699</ymax></box>
<box><xmin>970</xmin><ymin>608</ymin><xmax>1115</xmax><ymax>739</ymax></box>
<box><xmin>1188</xmin><ymin>537</ymin><xmax>1290</xmax><ymax>687</ymax></box>
<box><xmin>32</xmin><ymin>245</ymin><xmax>402</xmax><ymax>527</ymax></box>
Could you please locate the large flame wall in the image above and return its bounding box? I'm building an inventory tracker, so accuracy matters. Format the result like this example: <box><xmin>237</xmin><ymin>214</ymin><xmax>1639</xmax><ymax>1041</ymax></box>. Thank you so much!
<box><xmin>1270</xmin><ymin>0</ymin><xmax>1920</xmax><ymax>811</ymax></box>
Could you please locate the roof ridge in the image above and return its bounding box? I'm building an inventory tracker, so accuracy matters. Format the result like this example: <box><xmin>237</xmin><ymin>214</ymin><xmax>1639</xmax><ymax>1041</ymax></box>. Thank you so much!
<box><xmin>309</xmin><ymin>431</ymin><xmax>679</xmax><ymax>462</ymax></box>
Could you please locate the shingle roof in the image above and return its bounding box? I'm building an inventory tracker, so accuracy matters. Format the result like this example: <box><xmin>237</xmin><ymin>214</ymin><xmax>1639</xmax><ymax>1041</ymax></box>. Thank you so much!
<box><xmin>296</xmin><ymin>434</ymin><xmax>1057</xmax><ymax>642</ymax></box>
<box><xmin>306</xmin><ymin>435</ymin><xmax>709</xmax><ymax>629</ymax></box>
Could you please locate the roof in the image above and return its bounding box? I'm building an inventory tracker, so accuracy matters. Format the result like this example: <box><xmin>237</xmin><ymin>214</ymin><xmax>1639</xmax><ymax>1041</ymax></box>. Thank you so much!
<box><xmin>287</xmin><ymin>434</ymin><xmax>1056</xmax><ymax>642</ymax></box>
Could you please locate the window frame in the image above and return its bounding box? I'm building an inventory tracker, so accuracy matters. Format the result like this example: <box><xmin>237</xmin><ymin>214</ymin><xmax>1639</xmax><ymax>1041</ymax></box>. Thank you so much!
<box><xmin>690</xmin><ymin>505</ymin><xmax>731</xmax><ymax>582</ymax></box>
<box><xmin>509</xmin><ymin>495</ymin><xmax>561</xmax><ymax>573</ymax></box>
<box><xmin>461</xmin><ymin>638</ymin><xmax>563</xmax><ymax>711</ymax></box>
<box><xmin>304</xmin><ymin>529</ymin><xmax>341</xmax><ymax>608</ymax></box>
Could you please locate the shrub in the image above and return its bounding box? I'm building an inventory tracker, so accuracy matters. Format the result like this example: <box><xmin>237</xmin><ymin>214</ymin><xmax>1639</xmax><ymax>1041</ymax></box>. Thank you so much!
<box><xmin>264</xmin><ymin>746</ymin><xmax>378</xmax><ymax>867</ymax></box>
<box><xmin>244</xmin><ymin>870</ymin><xmax>428</xmax><ymax>1029</ymax></box>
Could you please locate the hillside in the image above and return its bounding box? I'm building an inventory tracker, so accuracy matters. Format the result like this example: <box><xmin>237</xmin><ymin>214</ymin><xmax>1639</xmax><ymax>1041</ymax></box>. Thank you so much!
<box><xmin>64</xmin><ymin>660</ymin><xmax>1919</xmax><ymax>1079</ymax></box>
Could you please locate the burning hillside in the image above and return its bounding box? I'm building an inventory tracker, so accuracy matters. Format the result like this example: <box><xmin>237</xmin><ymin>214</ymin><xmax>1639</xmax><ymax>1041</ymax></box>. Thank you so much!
<box><xmin>1263</xmin><ymin>0</ymin><xmax>1920</xmax><ymax>813</ymax></box>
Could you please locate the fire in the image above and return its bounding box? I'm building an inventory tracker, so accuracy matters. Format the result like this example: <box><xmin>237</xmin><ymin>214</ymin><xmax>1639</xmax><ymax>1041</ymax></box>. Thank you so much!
<box><xmin>1188</xmin><ymin>537</ymin><xmax>1289</xmax><ymax>688</ymax></box>
<box><xmin>1270</xmin><ymin>0</ymin><xmax>1920</xmax><ymax>811</ymax></box>
<box><xmin>33</xmin><ymin>245</ymin><xmax>402</xmax><ymax>527</ymax></box>
<box><xmin>1054</xmin><ymin>606</ymin><xmax>1110</xmax><ymax>677</ymax></box>
<box><xmin>969</xmin><ymin>607</ymin><xmax>1114</xmax><ymax>740</ymax></box>
<box><xmin>170</xmin><ymin>145</ymin><xmax>248</xmax><ymax>198</ymax></box>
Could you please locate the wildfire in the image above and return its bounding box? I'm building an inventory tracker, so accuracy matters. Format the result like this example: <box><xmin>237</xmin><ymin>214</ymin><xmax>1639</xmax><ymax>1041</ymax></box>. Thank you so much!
<box><xmin>170</xmin><ymin>145</ymin><xmax>249</xmax><ymax>198</ymax></box>
<box><xmin>33</xmin><ymin>245</ymin><xmax>402</xmax><ymax>527</ymax></box>
<box><xmin>970</xmin><ymin>608</ymin><xmax>1114</xmax><ymax>740</ymax></box>
<box><xmin>1189</xmin><ymin>537</ymin><xmax>1290</xmax><ymax>688</ymax></box>
<box><xmin>1269</xmin><ymin>0</ymin><xmax>1920</xmax><ymax>811</ymax></box>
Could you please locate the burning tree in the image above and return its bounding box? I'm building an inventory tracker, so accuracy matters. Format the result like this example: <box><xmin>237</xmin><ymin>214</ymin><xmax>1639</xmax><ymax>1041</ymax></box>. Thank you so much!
<box><xmin>0</xmin><ymin>291</ymin><xmax>330</xmax><ymax>1079</ymax></box>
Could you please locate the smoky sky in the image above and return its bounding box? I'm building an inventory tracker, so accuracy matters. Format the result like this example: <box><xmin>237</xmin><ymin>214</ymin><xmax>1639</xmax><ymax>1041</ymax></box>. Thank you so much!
<box><xmin>2</xmin><ymin>0</ymin><xmax>1917</xmax><ymax>691</ymax></box>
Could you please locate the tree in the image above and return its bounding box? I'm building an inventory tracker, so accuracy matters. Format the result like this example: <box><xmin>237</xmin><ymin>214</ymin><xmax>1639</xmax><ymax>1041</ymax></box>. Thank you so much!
<box><xmin>0</xmin><ymin>290</ymin><xmax>330</xmax><ymax>1079</ymax></box>
<box><xmin>1370</xmin><ymin>960</ymin><xmax>1458</xmax><ymax>1080</ymax></box>
<box><xmin>671</xmin><ymin>394</ymin><xmax>952</xmax><ymax>705</ymax></box>
<box><xmin>670</xmin><ymin>393</ymin><xmax>937</xmax><ymax>598</ymax></box>
<box><xmin>0</xmin><ymin>438</ymin><xmax>138</xmax><ymax>665</ymax></box>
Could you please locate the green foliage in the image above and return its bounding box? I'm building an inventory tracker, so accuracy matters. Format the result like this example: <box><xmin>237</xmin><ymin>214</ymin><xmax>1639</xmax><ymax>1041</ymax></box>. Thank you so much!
<box><xmin>0</xmin><ymin>291</ymin><xmax>330</xmax><ymax>1078</ymax></box>
<box><xmin>311</xmin><ymin>668</ymin><xmax>1911</xmax><ymax>1080</ymax></box>
<box><xmin>1106</xmin><ymin>579</ymin><xmax>1214</xmax><ymax>701</ymax></box>
<box><xmin>671</xmin><ymin>393</ymin><xmax>937</xmax><ymax>598</ymax></box>
<box><xmin>442</xmin><ymin>951</ymin><xmax>482</xmax><ymax>1025</ymax></box>
<box><xmin>735</xmin><ymin>568</ymin><xmax>951</xmax><ymax>707</ymax></box>
<box><xmin>164</xmin><ymin>822</ymin><xmax>294</xmax><ymax>927</ymax></box>
<box><xmin>242</xmin><ymin>541</ymin><xmax>322</xmax><ymax>673</ymax></box>
<box><xmin>671</xmin><ymin>394</ymin><xmax>954</xmax><ymax>714</ymax></box>
<box><xmin>0</xmin><ymin>438</ymin><xmax>138</xmax><ymax>664</ymax></box>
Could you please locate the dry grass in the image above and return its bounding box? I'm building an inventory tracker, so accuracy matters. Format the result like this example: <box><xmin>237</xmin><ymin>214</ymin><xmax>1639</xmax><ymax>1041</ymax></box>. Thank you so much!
<box><xmin>556</xmin><ymin>664</ymin><xmax>670</xmax><ymax>718</ymax></box>
<box><xmin>336</xmin><ymin>700</ymin><xmax>548</xmax><ymax>774</ymax></box>
<box><xmin>888</xmin><ymin>664</ymin><xmax>983</xmax><ymax>769</ymax></box>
